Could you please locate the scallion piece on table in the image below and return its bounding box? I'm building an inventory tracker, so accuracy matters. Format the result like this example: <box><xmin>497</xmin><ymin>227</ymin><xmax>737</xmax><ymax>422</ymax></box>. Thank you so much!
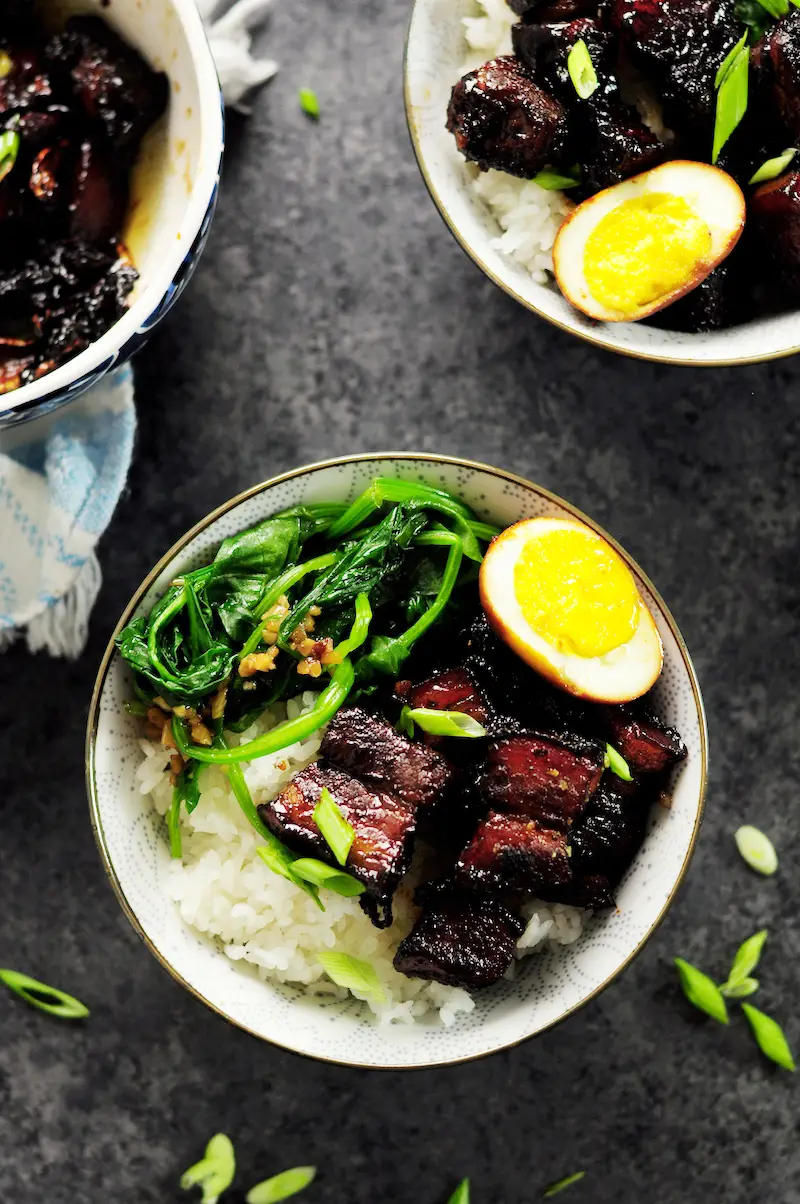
<box><xmin>313</xmin><ymin>786</ymin><xmax>356</xmax><ymax>865</ymax></box>
<box><xmin>406</xmin><ymin>708</ymin><xmax>487</xmax><ymax>738</ymax></box>
<box><xmin>735</xmin><ymin>824</ymin><xmax>778</xmax><ymax>875</ymax></box>
<box><xmin>604</xmin><ymin>744</ymin><xmax>632</xmax><ymax>781</ymax></box>
<box><xmin>0</xmin><ymin>130</ymin><xmax>19</xmax><ymax>184</ymax></box>
<box><xmin>317</xmin><ymin>951</ymin><xmax>387</xmax><ymax>1003</ymax></box>
<box><xmin>246</xmin><ymin>1167</ymin><xmax>317</xmax><ymax>1204</ymax></box>
<box><xmin>750</xmin><ymin>147</ymin><xmax>796</xmax><ymax>184</ymax></box>
<box><xmin>181</xmin><ymin>1134</ymin><xmax>236</xmax><ymax>1204</ymax></box>
<box><xmin>299</xmin><ymin>88</ymin><xmax>320</xmax><ymax>119</ymax></box>
<box><xmin>291</xmin><ymin>859</ymin><xmax>365</xmax><ymax>897</ymax></box>
<box><xmin>719</xmin><ymin>929</ymin><xmax>767</xmax><ymax>997</ymax></box>
<box><xmin>741</xmin><ymin>1003</ymin><xmax>796</xmax><ymax>1071</ymax></box>
<box><xmin>567</xmin><ymin>40</ymin><xmax>598</xmax><ymax>100</ymax></box>
<box><xmin>543</xmin><ymin>1170</ymin><xmax>586</xmax><ymax>1197</ymax></box>
<box><xmin>674</xmin><ymin>958</ymin><xmax>729</xmax><ymax>1024</ymax></box>
<box><xmin>533</xmin><ymin>169</ymin><xmax>581</xmax><ymax>190</ymax></box>
<box><xmin>447</xmin><ymin>1180</ymin><xmax>470</xmax><ymax>1204</ymax></box>
<box><xmin>712</xmin><ymin>34</ymin><xmax>749</xmax><ymax>163</ymax></box>
<box><xmin>0</xmin><ymin>969</ymin><xmax>89</xmax><ymax>1019</ymax></box>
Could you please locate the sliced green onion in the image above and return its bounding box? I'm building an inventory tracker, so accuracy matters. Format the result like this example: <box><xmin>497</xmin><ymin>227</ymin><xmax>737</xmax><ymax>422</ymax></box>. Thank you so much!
<box><xmin>256</xmin><ymin>845</ymin><xmax>324</xmax><ymax>910</ymax></box>
<box><xmin>447</xmin><ymin>1181</ymin><xmax>470</xmax><ymax>1204</ymax></box>
<box><xmin>604</xmin><ymin>744</ymin><xmax>633</xmax><ymax>781</ymax></box>
<box><xmin>406</xmin><ymin>708</ymin><xmax>487</xmax><ymax>738</ymax></box>
<box><xmin>167</xmin><ymin>789</ymin><xmax>183</xmax><ymax>859</ymax></box>
<box><xmin>533</xmin><ymin>169</ymin><xmax>581</xmax><ymax>190</ymax></box>
<box><xmin>0</xmin><ymin>130</ymin><xmax>19</xmax><ymax>184</ymax></box>
<box><xmin>735</xmin><ymin>825</ymin><xmax>778</xmax><ymax>875</ymax></box>
<box><xmin>246</xmin><ymin>1167</ymin><xmax>317</xmax><ymax>1204</ymax></box>
<box><xmin>0</xmin><ymin>51</ymin><xmax>12</xmax><ymax>79</ymax></box>
<box><xmin>181</xmin><ymin>1134</ymin><xmax>236</xmax><ymax>1204</ymax></box>
<box><xmin>749</xmin><ymin>147</ymin><xmax>796</xmax><ymax>184</ymax></box>
<box><xmin>755</xmin><ymin>0</ymin><xmax>788</xmax><ymax>17</ymax></box>
<box><xmin>317</xmin><ymin>951</ymin><xmax>387</xmax><ymax>1003</ymax></box>
<box><xmin>567</xmin><ymin>40</ymin><xmax>598</xmax><ymax>100</ymax></box>
<box><xmin>313</xmin><ymin>785</ymin><xmax>355</xmax><ymax>865</ymax></box>
<box><xmin>291</xmin><ymin>859</ymin><xmax>365</xmax><ymax>897</ymax></box>
<box><xmin>674</xmin><ymin>958</ymin><xmax>729</xmax><ymax>1024</ymax></box>
<box><xmin>742</xmin><ymin>1003</ymin><xmax>796</xmax><ymax>1071</ymax></box>
<box><xmin>721</xmin><ymin>976</ymin><xmax>759</xmax><ymax>999</ymax></box>
<box><xmin>396</xmin><ymin>704</ymin><xmax>415</xmax><ymax>738</ymax></box>
<box><xmin>124</xmin><ymin>698</ymin><xmax>149</xmax><ymax>717</ymax></box>
<box><xmin>722</xmin><ymin>929</ymin><xmax>767</xmax><ymax>993</ymax></box>
<box><xmin>299</xmin><ymin>88</ymin><xmax>320</xmax><ymax>119</ymax></box>
<box><xmin>333</xmin><ymin>592</ymin><xmax>372</xmax><ymax>661</ymax></box>
<box><xmin>543</xmin><ymin>1171</ymin><xmax>586</xmax><ymax>1197</ymax></box>
<box><xmin>713</xmin><ymin>34</ymin><xmax>749</xmax><ymax>163</ymax></box>
<box><xmin>0</xmin><ymin>969</ymin><xmax>89</xmax><ymax>1019</ymax></box>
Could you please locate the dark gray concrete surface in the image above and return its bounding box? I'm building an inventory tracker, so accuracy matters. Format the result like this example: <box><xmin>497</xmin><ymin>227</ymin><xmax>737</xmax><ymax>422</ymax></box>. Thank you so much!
<box><xmin>3</xmin><ymin>1</ymin><xmax>800</xmax><ymax>1200</ymax></box>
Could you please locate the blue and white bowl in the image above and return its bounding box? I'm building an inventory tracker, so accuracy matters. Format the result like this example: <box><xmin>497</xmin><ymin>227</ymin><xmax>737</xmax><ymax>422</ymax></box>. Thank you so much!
<box><xmin>0</xmin><ymin>0</ymin><xmax>224</xmax><ymax>427</ymax></box>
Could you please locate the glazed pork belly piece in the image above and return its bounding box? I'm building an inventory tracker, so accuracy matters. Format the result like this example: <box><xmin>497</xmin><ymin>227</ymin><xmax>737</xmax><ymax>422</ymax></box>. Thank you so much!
<box><xmin>447</xmin><ymin>55</ymin><xmax>569</xmax><ymax>177</ymax></box>
<box><xmin>456</xmin><ymin>811</ymin><xmax>571</xmax><ymax>893</ymax></box>
<box><xmin>258</xmin><ymin>762</ymin><xmax>415</xmax><ymax>927</ymax></box>
<box><xmin>512</xmin><ymin>17</ymin><xmax>665</xmax><ymax>191</ymax></box>
<box><xmin>600</xmin><ymin>700</ymin><xmax>686</xmax><ymax>776</ymax></box>
<box><xmin>320</xmin><ymin>706</ymin><xmax>455</xmax><ymax>811</ymax></box>
<box><xmin>479</xmin><ymin>732</ymin><xmax>606</xmax><ymax>831</ymax></box>
<box><xmin>753</xmin><ymin>11</ymin><xmax>800</xmax><ymax>142</ymax></box>
<box><xmin>750</xmin><ymin>170</ymin><xmax>800</xmax><ymax>296</ymax></box>
<box><xmin>407</xmin><ymin>667</ymin><xmax>492</xmax><ymax>729</ymax></box>
<box><xmin>394</xmin><ymin>885</ymin><xmax>525</xmax><ymax>989</ymax></box>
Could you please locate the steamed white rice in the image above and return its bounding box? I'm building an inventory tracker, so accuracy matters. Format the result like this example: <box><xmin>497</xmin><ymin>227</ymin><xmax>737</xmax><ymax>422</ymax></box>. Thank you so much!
<box><xmin>136</xmin><ymin>693</ymin><xmax>586</xmax><ymax>1025</ymax></box>
<box><xmin>460</xmin><ymin>0</ymin><xmax>572</xmax><ymax>283</ymax></box>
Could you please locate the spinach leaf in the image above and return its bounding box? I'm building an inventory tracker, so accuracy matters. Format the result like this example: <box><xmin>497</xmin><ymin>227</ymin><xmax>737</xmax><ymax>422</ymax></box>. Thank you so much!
<box><xmin>211</xmin><ymin>515</ymin><xmax>301</xmax><ymax>578</ymax></box>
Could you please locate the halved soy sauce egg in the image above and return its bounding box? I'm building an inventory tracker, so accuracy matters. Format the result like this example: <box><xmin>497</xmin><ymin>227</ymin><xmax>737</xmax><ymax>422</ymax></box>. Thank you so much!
<box><xmin>552</xmin><ymin>161</ymin><xmax>746</xmax><ymax>323</ymax></box>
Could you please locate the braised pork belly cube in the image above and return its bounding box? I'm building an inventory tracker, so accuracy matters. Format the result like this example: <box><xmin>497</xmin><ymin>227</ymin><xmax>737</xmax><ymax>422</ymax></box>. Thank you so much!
<box><xmin>394</xmin><ymin>887</ymin><xmax>524</xmax><ymax>989</ymax></box>
<box><xmin>750</xmin><ymin>170</ymin><xmax>800</xmax><ymax>295</ymax></box>
<box><xmin>755</xmin><ymin>11</ymin><xmax>800</xmax><ymax>142</ymax></box>
<box><xmin>46</xmin><ymin>16</ymin><xmax>168</xmax><ymax>152</ymax></box>
<box><xmin>257</xmin><ymin>762</ymin><xmax>415</xmax><ymax>928</ymax></box>
<box><xmin>539</xmin><ymin>872</ymin><xmax>616</xmax><ymax>910</ymax></box>
<box><xmin>457</xmin><ymin>811</ymin><xmax>571</xmax><ymax>894</ymax></box>
<box><xmin>570</xmin><ymin>778</ymin><xmax>648</xmax><ymax>879</ymax></box>
<box><xmin>612</xmin><ymin>0</ymin><xmax>740</xmax><ymax>141</ymax></box>
<box><xmin>0</xmin><ymin>44</ymin><xmax>54</xmax><ymax>114</ymax></box>
<box><xmin>321</xmin><ymin>706</ymin><xmax>455</xmax><ymax>811</ymax></box>
<box><xmin>655</xmin><ymin>258</ymin><xmax>738</xmax><ymax>333</ymax></box>
<box><xmin>601</xmin><ymin>701</ymin><xmax>686</xmax><ymax>776</ymax></box>
<box><xmin>408</xmin><ymin>666</ymin><xmax>491</xmax><ymax>727</ymax></box>
<box><xmin>508</xmin><ymin>0</ymin><xmax>600</xmax><ymax>18</ymax></box>
<box><xmin>480</xmin><ymin>733</ymin><xmax>605</xmax><ymax>830</ymax></box>
<box><xmin>447</xmin><ymin>56</ymin><xmax>569</xmax><ymax>177</ymax></box>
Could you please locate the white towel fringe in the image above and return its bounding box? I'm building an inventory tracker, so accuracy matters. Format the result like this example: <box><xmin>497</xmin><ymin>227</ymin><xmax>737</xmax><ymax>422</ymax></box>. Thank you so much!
<box><xmin>197</xmin><ymin>0</ymin><xmax>277</xmax><ymax>109</ymax></box>
<box><xmin>25</xmin><ymin>553</ymin><xmax>103</xmax><ymax>660</ymax></box>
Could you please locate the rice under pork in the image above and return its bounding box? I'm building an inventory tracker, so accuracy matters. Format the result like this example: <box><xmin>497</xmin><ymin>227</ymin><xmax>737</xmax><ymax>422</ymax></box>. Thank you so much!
<box><xmin>136</xmin><ymin>692</ymin><xmax>586</xmax><ymax>1025</ymax></box>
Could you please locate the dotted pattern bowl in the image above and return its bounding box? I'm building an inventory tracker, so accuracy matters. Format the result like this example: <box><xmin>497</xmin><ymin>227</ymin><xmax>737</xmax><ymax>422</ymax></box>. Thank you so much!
<box><xmin>86</xmin><ymin>454</ymin><xmax>708</xmax><ymax>1069</ymax></box>
<box><xmin>404</xmin><ymin>0</ymin><xmax>800</xmax><ymax>367</ymax></box>
<box><xmin>0</xmin><ymin>0</ymin><xmax>224</xmax><ymax>427</ymax></box>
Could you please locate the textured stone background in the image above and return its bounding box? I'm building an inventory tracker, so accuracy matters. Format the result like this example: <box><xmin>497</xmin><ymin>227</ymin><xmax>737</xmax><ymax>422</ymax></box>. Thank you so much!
<box><xmin>3</xmin><ymin>1</ymin><xmax>800</xmax><ymax>1200</ymax></box>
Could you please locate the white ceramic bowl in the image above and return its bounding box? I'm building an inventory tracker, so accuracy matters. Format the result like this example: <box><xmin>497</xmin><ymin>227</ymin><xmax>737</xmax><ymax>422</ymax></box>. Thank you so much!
<box><xmin>1</xmin><ymin>0</ymin><xmax>223</xmax><ymax>426</ymax></box>
<box><xmin>87</xmin><ymin>454</ymin><xmax>707</xmax><ymax>1069</ymax></box>
<box><xmin>404</xmin><ymin>0</ymin><xmax>799</xmax><ymax>367</ymax></box>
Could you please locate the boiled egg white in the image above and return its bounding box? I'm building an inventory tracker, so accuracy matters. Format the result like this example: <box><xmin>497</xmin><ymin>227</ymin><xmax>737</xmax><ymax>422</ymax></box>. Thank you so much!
<box><xmin>479</xmin><ymin>516</ymin><xmax>663</xmax><ymax>703</ymax></box>
<box><xmin>552</xmin><ymin>161</ymin><xmax>745</xmax><ymax>322</ymax></box>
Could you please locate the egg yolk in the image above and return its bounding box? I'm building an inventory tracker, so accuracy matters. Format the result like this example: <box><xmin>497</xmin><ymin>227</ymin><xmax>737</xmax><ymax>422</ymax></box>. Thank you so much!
<box><xmin>513</xmin><ymin>527</ymin><xmax>640</xmax><ymax>658</ymax></box>
<box><xmin>583</xmin><ymin>192</ymin><xmax>712</xmax><ymax>315</ymax></box>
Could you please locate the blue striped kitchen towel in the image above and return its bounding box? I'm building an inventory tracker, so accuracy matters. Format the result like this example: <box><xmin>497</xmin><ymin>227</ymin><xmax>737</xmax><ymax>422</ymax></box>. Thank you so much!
<box><xmin>0</xmin><ymin>0</ymin><xmax>275</xmax><ymax>658</ymax></box>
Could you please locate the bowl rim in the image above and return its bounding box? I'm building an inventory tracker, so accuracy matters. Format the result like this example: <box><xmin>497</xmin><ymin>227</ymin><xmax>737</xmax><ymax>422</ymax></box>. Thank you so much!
<box><xmin>0</xmin><ymin>0</ymin><xmax>224</xmax><ymax>418</ymax></box>
<box><xmin>402</xmin><ymin>0</ymin><xmax>800</xmax><ymax>369</ymax></box>
<box><xmin>86</xmin><ymin>451</ymin><xmax>709</xmax><ymax>1070</ymax></box>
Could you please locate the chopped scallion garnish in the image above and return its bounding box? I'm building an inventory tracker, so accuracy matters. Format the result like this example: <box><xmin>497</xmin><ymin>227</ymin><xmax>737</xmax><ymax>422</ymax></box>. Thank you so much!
<box><xmin>0</xmin><ymin>51</ymin><xmax>12</xmax><ymax>79</ymax></box>
<box><xmin>256</xmin><ymin>844</ymin><xmax>324</xmax><ymax>910</ymax></box>
<box><xmin>721</xmin><ymin>976</ymin><xmax>759</xmax><ymax>999</ymax></box>
<box><xmin>246</xmin><ymin>1167</ymin><xmax>316</xmax><ymax>1204</ymax></box>
<box><xmin>735</xmin><ymin>825</ymin><xmax>778</xmax><ymax>875</ymax></box>
<box><xmin>604</xmin><ymin>744</ymin><xmax>632</xmax><ymax>781</ymax></box>
<box><xmin>406</xmin><ymin>708</ymin><xmax>487</xmax><ymax>738</ymax></box>
<box><xmin>396</xmin><ymin>704</ymin><xmax>415</xmax><ymax>738</ymax></box>
<box><xmin>533</xmin><ymin>169</ymin><xmax>581</xmax><ymax>190</ymax></box>
<box><xmin>317</xmin><ymin>951</ymin><xmax>387</xmax><ymax>1003</ymax></box>
<box><xmin>750</xmin><ymin>147</ymin><xmax>796</xmax><ymax>184</ymax></box>
<box><xmin>0</xmin><ymin>130</ymin><xmax>20</xmax><ymax>184</ymax></box>
<box><xmin>712</xmin><ymin>34</ymin><xmax>749</xmax><ymax>163</ymax></box>
<box><xmin>291</xmin><ymin>858</ymin><xmax>365</xmax><ymax>897</ymax></box>
<box><xmin>543</xmin><ymin>1171</ymin><xmax>586</xmax><ymax>1197</ymax></box>
<box><xmin>447</xmin><ymin>1180</ymin><xmax>470</xmax><ymax>1204</ymax></box>
<box><xmin>567</xmin><ymin>39</ymin><xmax>598</xmax><ymax>99</ymax></box>
<box><xmin>741</xmin><ymin>1003</ymin><xmax>796</xmax><ymax>1071</ymax></box>
<box><xmin>299</xmin><ymin>88</ymin><xmax>320</xmax><ymax>119</ymax></box>
<box><xmin>755</xmin><ymin>0</ymin><xmax>788</xmax><ymax>17</ymax></box>
<box><xmin>313</xmin><ymin>786</ymin><xmax>355</xmax><ymax>866</ymax></box>
<box><xmin>180</xmin><ymin>1134</ymin><xmax>236</xmax><ymax>1204</ymax></box>
<box><xmin>719</xmin><ymin>929</ymin><xmax>767</xmax><ymax>998</ymax></box>
<box><xmin>0</xmin><ymin>969</ymin><xmax>89</xmax><ymax>1019</ymax></box>
<box><xmin>674</xmin><ymin>958</ymin><xmax>729</xmax><ymax>1024</ymax></box>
